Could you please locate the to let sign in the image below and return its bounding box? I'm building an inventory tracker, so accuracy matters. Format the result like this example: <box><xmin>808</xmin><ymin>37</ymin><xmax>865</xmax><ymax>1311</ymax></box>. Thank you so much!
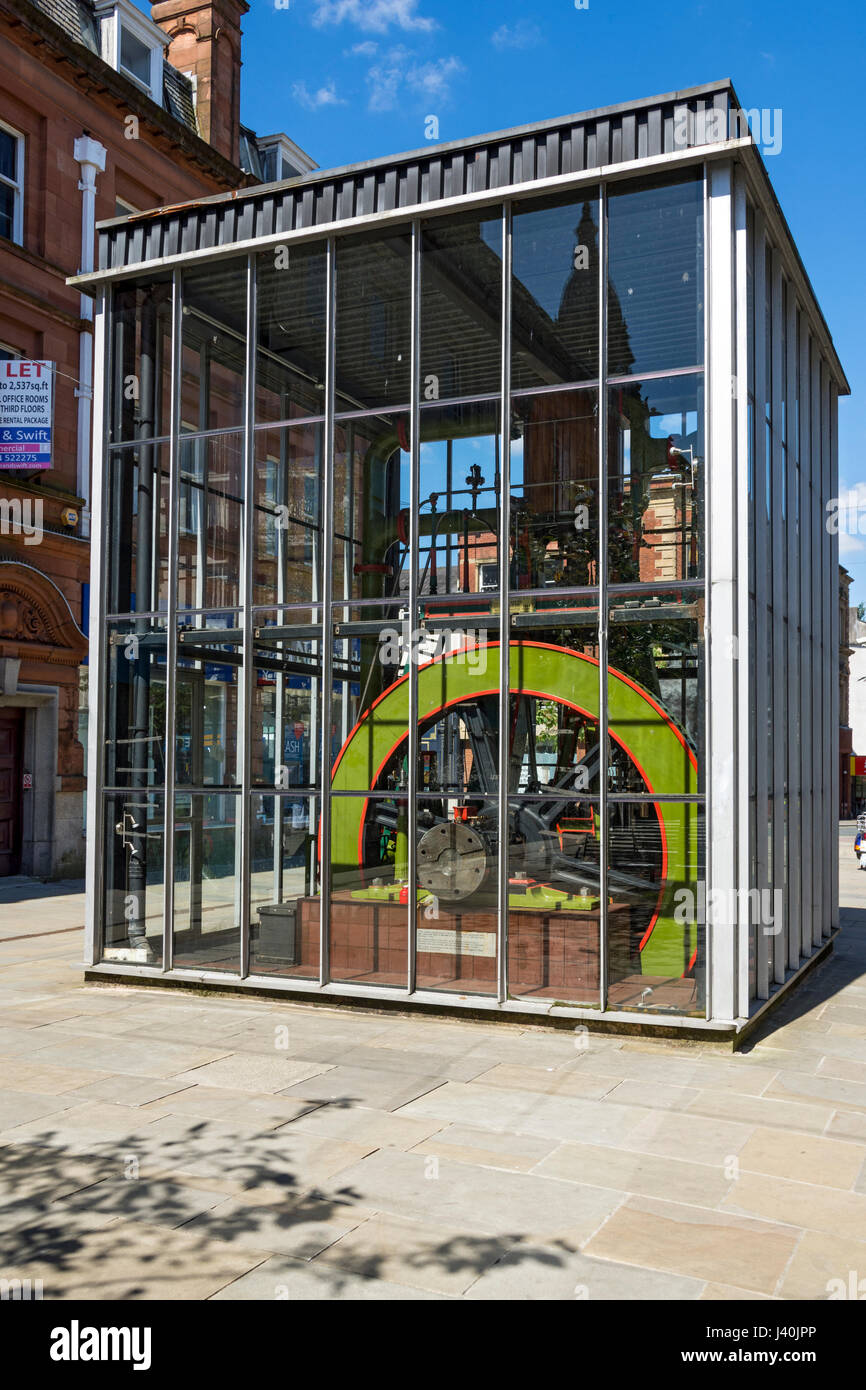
<box><xmin>0</xmin><ymin>360</ymin><xmax>53</xmax><ymax>469</ymax></box>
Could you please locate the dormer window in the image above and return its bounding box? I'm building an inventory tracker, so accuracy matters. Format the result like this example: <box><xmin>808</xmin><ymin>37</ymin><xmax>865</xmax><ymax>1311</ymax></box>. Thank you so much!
<box><xmin>94</xmin><ymin>0</ymin><xmax>169</xmax><ymax>104</ymax></box>
<box><xmin>255</xmin><ymin>134</ymin><xmax>318</xmax><ymax>185</ymax></box>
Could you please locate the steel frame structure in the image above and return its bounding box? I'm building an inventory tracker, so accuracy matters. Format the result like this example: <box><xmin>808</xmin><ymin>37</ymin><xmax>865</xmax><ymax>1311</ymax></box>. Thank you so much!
<box><xmin>80</xmin><ymin>91</ymin><xmax>848</xmax><ymax>1036</ymax></box>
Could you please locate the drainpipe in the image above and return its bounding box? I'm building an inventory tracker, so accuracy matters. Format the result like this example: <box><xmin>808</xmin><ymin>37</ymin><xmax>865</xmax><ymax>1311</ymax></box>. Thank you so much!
<box><xmin>73</xmin><ymin>136</ymin><xmax>107</xmax><ymax>539</ymax></box>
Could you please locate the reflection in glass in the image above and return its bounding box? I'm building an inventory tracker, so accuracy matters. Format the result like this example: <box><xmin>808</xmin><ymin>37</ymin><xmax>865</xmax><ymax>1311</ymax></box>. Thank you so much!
<box><xmin>608</xmin><ymin>374</ymin><xmax>704</xmax><ymax>584</ymax></box>
<box><xmin>606</xmin><ymin>800</ymin><xmax>705</xmax><ymax>1016</ymax></box>
<box><xmin>330</xmin><ymin>795</ymin><xmax>407</xmax><ymax>986</ymax></box>
<box><xmin>173</xmin><ymin>792</ymin><xmax>240</xmax><ymax>971</ymax></box>
<box><xmin>256</xmin><ymin>243</ymin><xmax>327</xmax><ymax>423</ymax></box>
<box><xmin>107</xmin><ymin>443</ymin><xmax>170</xmax><ymax>616</ymax></box>
<box><xmin>608</xmin><ymin>589</ymin><xmax>704</xmax><ymax>793</ymax></box>
<box><xmin>252</xmin><ymin>616</ymin><xmax>321</xmax><ymax>790</ymax></box>
<box><xmin>507</xmin><ymin>797</ymin><xmax>600</xmax><ymax>1006</ymax></box>
<box><xmin>415</xmin><ymin>795</ymin><xmax>498</xmax><ymax>996</ymax></box>
<box><xmin>102</xmin><ymin>791</ymin><xmax>164</xmax><ymax>964</ymax></box>
<box><xmin>607</xmin><ymin>172</ymin><xmax>703</xmax><ymax>377</ymax></box>
<box><xmin>105</xmin><ymin>619</ymin><xmax>168</xmax><ymax>789</ymax></box>
<box><xmin>510</xmin><ymin>390</ymin><xmax>598</xmax><ymax>591</ymax></box>
<box><xmin>177</xmin><ymin>432</ymin><xmax>245</xmax><ymax>611</ymax></box>
<box><xmin>336</xmin><ymin>229</ymin><xmax>412</xmax><ymax>412</ymax></box>
<box><xmin>421</xmin><ymin>210</ymin><xmax>502</xmax><ymax>400</ymax></box>
<box><xmin>253</xmin><ymin>422</ymin><xmax>323</xmax><ymax>606</ymax></box>
<box><xmin>333</xmin><ymin>414</ymin><xmax>409</xmax><ymax>603</ymax></box>
<box><xmin>512</xmin><ymin>192</ymin><xmax>599</xmax><ymax>390</ymax></box>
<box><xmin>250</xmin><ymin>794</ymin><xmax>319</xmax><ymax>978</ymax></box>
<box><xmin>110</xmin><ymin>278</ymin><xmax>173</xmax><ymax>444</ymax></box>
<box><xmin>175</xmin><ymin>616</ymin><xmax>242</xmax><ymax>788</ymax></box>
<box><xmin>418</xmin><ymin>400</ymin><xmax>501</xmax><ymax>596</ymax></box>
<box><xmin>181</xmin><ymin>260</ymin><xmax>247</xmax><ymax>432</ymax></box>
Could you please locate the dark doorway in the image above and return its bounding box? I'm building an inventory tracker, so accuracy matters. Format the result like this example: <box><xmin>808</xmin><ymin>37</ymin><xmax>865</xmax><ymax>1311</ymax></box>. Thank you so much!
<box><xmin>0</xmin><ymin>708</ymin><xmax>23</xmax><ymax>876</ymax></box>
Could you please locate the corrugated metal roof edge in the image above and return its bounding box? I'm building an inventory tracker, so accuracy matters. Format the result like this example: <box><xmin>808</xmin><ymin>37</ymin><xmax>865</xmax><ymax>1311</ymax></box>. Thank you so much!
<box><xmin>93</xmin><ymin>78</ymin><xmax>739</xmax><ymax>230</ymax></box>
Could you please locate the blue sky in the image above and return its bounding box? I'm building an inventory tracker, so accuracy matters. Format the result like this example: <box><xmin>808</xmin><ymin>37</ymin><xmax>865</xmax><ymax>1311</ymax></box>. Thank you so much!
<box><xmin>150</xmin><ymin>0</ymin><xmax>866</xmax><ymax>600</ymax></box>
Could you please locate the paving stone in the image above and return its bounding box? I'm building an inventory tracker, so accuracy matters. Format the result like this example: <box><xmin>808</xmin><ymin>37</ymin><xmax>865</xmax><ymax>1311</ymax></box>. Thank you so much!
<box><xmin>777</xmin><ymin>1230</ymin><xmax>866</xmax><ymax>1299</ymax></box>
<box><xmin>287</xmin><ymin>1102</ymin><xmax>444</xmax><ymax>1151</ymax></box>
<box><xmin>166</xmin><ymin>1054</ymin><xmax>335</xmax><ymax>1095</ymax></box>
<box><xmin>279</xmin><ymin>1065</ymin><xmax>445</xmax><ymax>1112</ymax></box>
<box><xmin>410</xmin><ymin>1124</ymin><xmax>557</xmax><ymax>1174</ymax></box>
<box><xmin>0</xmin><ymin>1089</ymin><xmax>86</xmax><ymax>1135</ymax></box>
<box><xmin>736</xmin><ymin>1127</ymin><xmax>865</xmax><ymax>1189</ymax></box>
<box><xmin>211</xmin><ymin>1253</ymin><xmax>450</xmax><ymax>1300</ymax></box>
<box><xmin>467</xmin><ymin>1062</ymin><xmax>623</xmax><ymax>1101</ymax></box>
<box><xmin>312</xmin><ymin>1147</ymin><xmax>624</xmax><ymax>1243</ymax></box>
<box><xmin>464</xmin><ymin>1243</ymin><xmax>704</xmax><ymax>1300</ymax></box>
<box><xmin>534</xmin><ymin>1140</ymin><xmax>734</xmax><ymax>1207</ymax></box>
<box><xmin>183</xmin><ymin>1192</ymin><xmax>375</xmax><ymax>1259</ymax></box>
<box><xmin>583</xmin><ymin>1195</ymin><xmax>800</xmax><ymax>1295</ymax></box>
<box><xmin>316</xmin><ymin>1211</ymin><xmax>515</xmax><ymax>1295</ymax></box>
<box><xmin>721</xmin><ymin>1172</ymin><xmax>866</xmax><ymax>1241</ymax></box>
<box><xmin>396</xmin><ymin>1080</ymin><xmax>650</xmax><ymax>1146</ymax></box>
<box><xmin>52</xmin><ymin>1178</ymin><xmax>229</xmax><ymax>1230</ymax></box>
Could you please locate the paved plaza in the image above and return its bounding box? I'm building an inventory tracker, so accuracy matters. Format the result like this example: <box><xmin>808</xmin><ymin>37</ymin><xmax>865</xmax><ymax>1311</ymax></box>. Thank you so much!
<box><xmin>0</xmin><ymin>835</ymin><xmax>864</xmax><ymax>1300</ymax></box>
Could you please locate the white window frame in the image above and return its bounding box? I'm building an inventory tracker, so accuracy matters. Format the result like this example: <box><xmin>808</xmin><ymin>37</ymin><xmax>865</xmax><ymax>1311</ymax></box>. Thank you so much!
<box><xmin>0</xmin><ymin>121</ymin><xmax>24</xmax><ymax>246</ymax></box>
<box><xmin>94</xmin><ymin>0</ymin><xmax>167</xmax><ymax>105</ymax></box>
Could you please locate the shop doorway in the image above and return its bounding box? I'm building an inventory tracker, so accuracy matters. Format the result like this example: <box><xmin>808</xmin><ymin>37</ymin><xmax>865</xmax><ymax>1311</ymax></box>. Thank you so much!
<box><xmin>0</xmin><ymin>708</ymin><xmax>23</xmax><ymax>875</ymax></box>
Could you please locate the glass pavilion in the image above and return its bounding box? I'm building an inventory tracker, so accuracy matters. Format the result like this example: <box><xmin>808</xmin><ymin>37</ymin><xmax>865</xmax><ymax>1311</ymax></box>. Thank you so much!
<box><xmin>75</xmin><ymin>82</ymin><xmax>848</xmax><ymax>1035</ymax></box>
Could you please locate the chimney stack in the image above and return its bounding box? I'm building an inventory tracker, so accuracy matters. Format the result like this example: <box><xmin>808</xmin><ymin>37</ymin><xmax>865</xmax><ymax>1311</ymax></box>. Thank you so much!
<box><xmin>151</xmin><ymin>0</ymin><xmax>248</xmax><ymax>165</ymax></box>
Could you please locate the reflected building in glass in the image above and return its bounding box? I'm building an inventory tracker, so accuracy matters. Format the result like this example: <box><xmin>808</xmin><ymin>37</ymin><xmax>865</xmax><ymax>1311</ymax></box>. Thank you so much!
<box><xmin>77</xmin><ymin>83</ymin><xmax>848</xmax><ymax>1036</ymax></box>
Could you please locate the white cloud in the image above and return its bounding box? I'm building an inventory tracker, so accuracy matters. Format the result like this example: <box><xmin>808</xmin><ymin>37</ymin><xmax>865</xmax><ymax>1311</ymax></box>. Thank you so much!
<box><xmin>365</xmin><ymin>48</ymin><xmax>463</xmax><ymax>112</ymax></box>
<box><xmin>312</xmin><ymin>0</ymin><xmax>436</xmax><ymax>34</ymax></box>
<box><xmin>350</xmin><ymin>40</ymin><xmax>378</xmax><ymax>56</ymax></box>
<box><xmin>491</xmin><ymin>20</ymin><xmax>542</xmax><ymax>50</ymax></box>
<box><xmin>292</xmin><ymin>80</ymin><xmax>346</xmax><ymax>110</ymax></box>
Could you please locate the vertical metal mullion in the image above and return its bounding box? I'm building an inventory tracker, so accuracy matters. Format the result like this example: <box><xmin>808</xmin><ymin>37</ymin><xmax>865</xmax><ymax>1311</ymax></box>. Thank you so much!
<box><xmin>497</xmin><ymin>203</ymin><xmax>512</xmax><ymax>1005</ymax></box>
<box><xmin>84</xmin><ymin>287</ymin><xmax>109</xmax><ymax>969</ymax></box>
<box><xmin>318</xmin><ymin>237</ymin><xmax>337</xmax><ymax>987</ymax></box>
<box><xmin>598</xmin><ymin>183</ymin><xmax>609</xmax><ymax>1014</ymax></box>
<box><xmin>162</xmin><ymin>268</ymin><xmax>183</xmax><ymax>974</ymax></box>
<box><xmin>752</xmin><ymin>213</ymin><xmax>769</xmax><ymax>1000</ymax></box>
<box><xmin>407</xmin><ymin>220</ymin><xmax>421</xmax><ymax>995</ymax></box>
<box><xmin>239</xmin><ymin>253</ymin><xmax>256</xmax><ymax>978</ymax></box>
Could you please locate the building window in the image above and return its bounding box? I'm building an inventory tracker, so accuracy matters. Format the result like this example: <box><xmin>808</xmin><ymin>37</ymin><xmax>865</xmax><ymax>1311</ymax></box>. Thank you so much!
<box><xmin>95</xmin><ymin>0</ymin><xmax>166</xmax><ymax>103</ymax></box>
<box><xmin>0</xmin><ymin>123</ymin><xmax>24</xmax><ymax>245</ymax></box>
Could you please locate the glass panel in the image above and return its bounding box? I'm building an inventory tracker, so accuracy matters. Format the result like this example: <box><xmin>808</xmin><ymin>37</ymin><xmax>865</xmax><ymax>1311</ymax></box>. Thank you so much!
<box><xmin>329</xmin><ymin>795</ymin><xmax>408</xmax><ymax>987</ymax></box>
<box><xmin>607</xmin><ymin>587</ymin><xmax>703</xmax><ymax>795</ymax></box>
<box><xmin>508</xmin><ymin>603</ymin><xmax>601</xmax><ymax>794</ymax></box>
<box><xmin>252</xmin><ymin>611</ymin><xmax>322</xmax><ymax>791</ymax></box>
<box><xmin>256</xmin><ymin>243</ymin><xmax>327</xmax><ymax>423</ymax></box>
<box><xmin>420</xmin><ymin>209</ymin><xmax>503</xmax><ymax>401</ymax></box>
<box><xmin>329</xmin><ymin>601</ymin><xmax>408</xmax><ymax>792</ymax></box>
<box><xmin>0</xmin><ymin>184</ymin><xmax>13</xmax><ymax>241</ymax></box>
<box><xmin>415</xmin><ymin>795</ymin><xmax>498</xmax><ymax>995</ymax></box>
<box><xmin>512</xmin><ymin>191</ymin><xmax>600</xmax><ymax>390</ymax></box>
<box><xmin>606</xmin><ymin>800</ymin><xmax>705</xmax><ymax>1016</ymax></box>
<box><xmin>250</xmin><ymin>794</ymin><xmax>320</xmax><ymax>979</ymax></box>
<box><xmin>507</xmin><ymin>796</ymin><xmax>600</xmax><ymax>1006</ymax></box>
<box><xmin>175</xmin><ymin>615</ymin><xmax>242</xmax><ymax>788</ymax></box>
<box><xmin>177</xmin><ymin>432</ymin><xmax>244</xmax><ymax>611</ymax></box>
<box><xmin>511</xmin><ymin>389</ymin><xmax>598</xmax><ymax>592</ymax></box>
<box><xmin>607</xmin><ymin>172</ymin><xmax>704</xmax><ymax>377</ymax></box>
<box><xmin>336</xmin><ymin>229</ymin><xmax>411</xmax><ymax>412</ymax></box>
<box><xmin>0</xmin><ymin>129</ymin><xmax>16</xmax><ymax>182</ymax></box>
<box><xmin>173</xmin><ymin>792</ymin><xmax>240</xmax><ymax>971</ymax></box>
<box><xmin>182</xmin><ymin>260</ymin><xmax>247</xmax><ymax>433</ymax></box>
<box><xmin>102</xmin><ymin>791</ymin><xmax>164</xmax><ymax>965</ymax></box>
<box><xmin>110</xmin><ymin>279</ymin><xmax>173</xmax><ymax>444</ymax></box>
<box><xmin>107</xmin><ymin>443</ymin><xmax>170</xmax><ymax>615</ymax></box>
<box><xmin>253</xmin><ymin>421</ymin><xmax>324</xmax><ymax>606</ymax></box>
<box><xmin>120</xmin><ymin>27</ymin><xmax>151</xmax><ymax>85</ymax></box>
<box><xmin>333</xmin><ymin>413</ymin><xmax>409</xmax><ymax>603</ymax></box>
<box><xmin>607</xmin><ymin>374</ymin><xmax>704</xmax><ymax>584</ymax></box>
<box><xmin>419</xmin><ymin>399</ymin><xmax>501</xmax><ymax>596</ymax></box>
<box><xmin>105</xmin><ymin>618</ymin><xmax>168</xmax><ymax>789</ymax></box>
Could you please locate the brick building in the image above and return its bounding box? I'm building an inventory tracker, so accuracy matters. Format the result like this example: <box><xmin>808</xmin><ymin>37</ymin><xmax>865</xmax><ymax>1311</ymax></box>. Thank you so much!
<box><xmin>0</xmin><ymin>0</ymin><xmax>312</xmax><ymax>878</ymax></box>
